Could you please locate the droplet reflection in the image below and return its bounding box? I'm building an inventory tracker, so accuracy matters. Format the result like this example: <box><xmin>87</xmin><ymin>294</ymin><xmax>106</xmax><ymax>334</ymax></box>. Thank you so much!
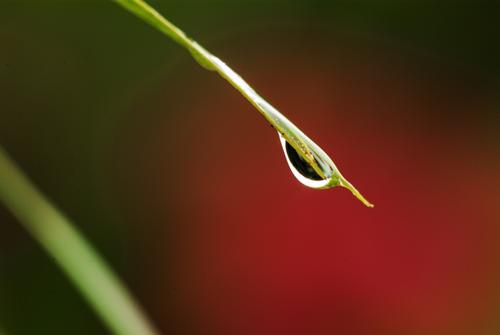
<box><xmin>279</xmin><ymin>134</ymin><xmax>332</xmax><ymax>189</ymax></box>
<box><xmin>284</xmin><ymin>141</ymin><xmax>323</xmax><ymax>181</ymax></box>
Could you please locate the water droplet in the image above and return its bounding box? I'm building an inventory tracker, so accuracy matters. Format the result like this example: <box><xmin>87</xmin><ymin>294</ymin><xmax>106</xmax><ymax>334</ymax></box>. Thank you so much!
<box><xmin>278</xmin><ymin>133</ymin><xmax>374</xmax><ymax>207</ymax></box>
<box><xmin>279</xmin><ymin>133</ymin><xmax>333</xmax><ymax>189</ymax></box>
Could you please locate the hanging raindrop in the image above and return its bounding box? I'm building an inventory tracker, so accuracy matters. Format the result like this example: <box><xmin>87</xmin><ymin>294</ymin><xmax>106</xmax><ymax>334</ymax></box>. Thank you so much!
<box><xmin>278</xmin><ymin>133</ymin><xmax>374</xmax><ymax>207</ymax></box>
<box><xmin>279</xmin><ymin>133</ymin><xmax>331</xmax><ymax>189</ymax></box>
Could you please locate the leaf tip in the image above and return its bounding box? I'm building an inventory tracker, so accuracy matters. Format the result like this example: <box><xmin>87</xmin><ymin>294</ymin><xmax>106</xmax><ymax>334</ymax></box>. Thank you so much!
<box><xmin>338</xmin><ymin>176</ymin><xmax>374</xmax><ymax>208</ymax></box>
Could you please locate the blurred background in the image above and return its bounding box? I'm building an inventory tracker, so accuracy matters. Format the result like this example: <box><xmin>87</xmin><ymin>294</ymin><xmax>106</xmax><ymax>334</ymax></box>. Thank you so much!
<box><xmin>1</xmin><ymin>1</ymin><xmax>500</xmax><ymax>334</ymax></box>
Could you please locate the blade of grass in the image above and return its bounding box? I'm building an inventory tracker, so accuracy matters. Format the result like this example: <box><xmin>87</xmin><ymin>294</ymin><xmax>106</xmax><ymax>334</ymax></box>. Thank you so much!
<box><xmin>0</xmin><ymin>148</ymin><xmax>158</xmax><ymax>335</ymax></box>
<box><xmin>112</xmin><ymin>0</ymin><xmax>373</xmax><ymax>207</ymax></box>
